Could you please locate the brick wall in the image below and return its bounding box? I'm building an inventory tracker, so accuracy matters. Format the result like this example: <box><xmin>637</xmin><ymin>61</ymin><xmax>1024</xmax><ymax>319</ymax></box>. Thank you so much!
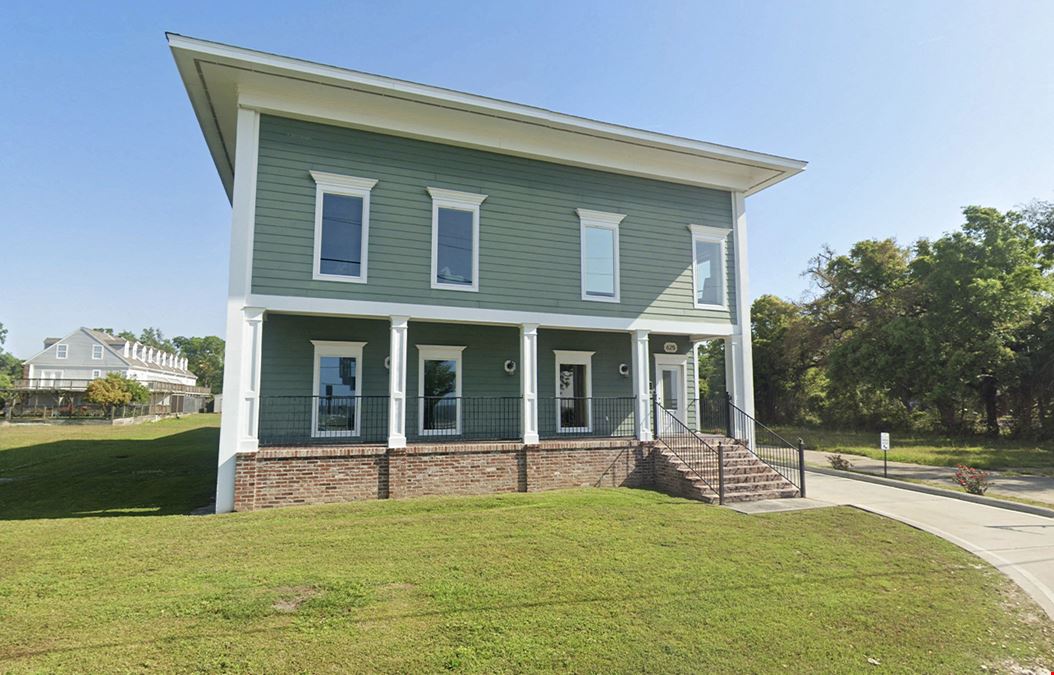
<box><xmin>234</xmin><ymin>439</ymin><xmax>656</xmax><ymax>511</ymax></box>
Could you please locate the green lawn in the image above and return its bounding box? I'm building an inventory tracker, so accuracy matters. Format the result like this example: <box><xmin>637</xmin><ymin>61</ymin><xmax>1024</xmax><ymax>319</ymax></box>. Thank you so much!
<box><xmin>776</xmin><ymin>425</ymin><xmax>1054</xmax><ymax>471</ymax></box>
<box><xmin>1</xmin><ymin>418</ymin><xmax>1052</xmax><ymax>672</ymax></box>
<box><xmin>0</xmin><ymin>414</ymin><xmax>218</xmax><ymax>518</ymax></box>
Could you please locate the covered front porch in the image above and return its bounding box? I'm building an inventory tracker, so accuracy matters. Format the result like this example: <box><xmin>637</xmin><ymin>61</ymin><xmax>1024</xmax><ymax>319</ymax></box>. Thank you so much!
<box><xmin>253</xmin><ymin>314</ymin><xmax>715</xmax><ymax>447</ymax></box>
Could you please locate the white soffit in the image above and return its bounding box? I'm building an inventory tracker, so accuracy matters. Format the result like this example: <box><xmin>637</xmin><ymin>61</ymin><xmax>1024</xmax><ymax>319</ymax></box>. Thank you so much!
<box><xmin>167</xmin><ymin>34</ymin><xmax>807</xmax><ymax>202</ymax></box>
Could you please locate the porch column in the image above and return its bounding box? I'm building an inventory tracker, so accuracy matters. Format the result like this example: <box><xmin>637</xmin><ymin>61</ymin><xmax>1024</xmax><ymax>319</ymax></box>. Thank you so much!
<box><xmin>631</xmin><ymin>329</ymin><xmax>652</xmax><ymax>441</ymax></box>
<box><xmin>729</xmin><ymin>191</ymin><xmax>756</xmax><ymax>419</ymax></box>
<box><xmin>216</xmin><ymin>306</ymin><xmax>264</xmax><ymax>513</ymax></box>
<box><xmin>387</xmin><ymin>315</ymin><xmax>409</xmax><ymax>448</ymax></box>
<box><xmin>520</xmin><ymin>323</ymin><xmax>539</xmax><ymax>444</ymax></box>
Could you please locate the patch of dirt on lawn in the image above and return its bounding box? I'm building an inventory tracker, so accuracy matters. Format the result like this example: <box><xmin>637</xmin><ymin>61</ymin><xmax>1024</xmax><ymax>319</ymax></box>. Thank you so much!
<box><xmin>272</xmin><ymin>586</ymin><xmax>318</xmax><ymax>614</ymax></box>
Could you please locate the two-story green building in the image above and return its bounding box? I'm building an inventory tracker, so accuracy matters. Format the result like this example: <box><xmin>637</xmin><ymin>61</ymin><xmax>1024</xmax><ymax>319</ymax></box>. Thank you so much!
<box><xmin>169</xmin><ymin>35</ymin><xmax>806</xmax><ymax>513</ymax></box>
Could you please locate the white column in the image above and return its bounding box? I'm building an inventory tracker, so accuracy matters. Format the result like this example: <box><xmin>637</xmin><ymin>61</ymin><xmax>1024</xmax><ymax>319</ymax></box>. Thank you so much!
<box><xmin>729</xmin><ymin>192</ymin><xmax>755</xmax><ymax>419</ymax></box>
<box><xmin>387</xmin><ymin>315</ymin><xmax>409</xmax><ymax>449</ymax></box>
<box><xmin>631</xmin><ymin>329</ymin><xmax>652</xmax><ymax>441</ymax></box>
<box><xmin>215</xmin><ymin>106</ymin><xmax>262</xmax><ymax>514</ymax></box>
<box><xmin>520</xmin><ymin>323</ymin><xmax>539</xmax><ymax>444</ymax></box>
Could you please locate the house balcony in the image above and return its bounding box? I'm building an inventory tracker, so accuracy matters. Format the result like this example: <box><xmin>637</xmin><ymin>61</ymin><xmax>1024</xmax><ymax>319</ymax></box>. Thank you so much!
<box><xmin>11</xmin><ymin>378</ymin><xmax>211</xmax><ymax>396</ymax></box>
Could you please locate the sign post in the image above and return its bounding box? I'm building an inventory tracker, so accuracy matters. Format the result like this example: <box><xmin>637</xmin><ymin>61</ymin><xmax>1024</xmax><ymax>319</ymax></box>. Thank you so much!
<box><xmin>880</xmin><ymin>432</ymin><xmax>890</xmax><ymax>478</ymax></box>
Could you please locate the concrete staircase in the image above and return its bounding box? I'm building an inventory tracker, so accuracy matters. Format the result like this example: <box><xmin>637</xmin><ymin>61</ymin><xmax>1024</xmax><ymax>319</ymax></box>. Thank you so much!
<box><xmin>653</xmin><ymin>437</ymin><xmax>800</xmax><ymax>504</ymax></box>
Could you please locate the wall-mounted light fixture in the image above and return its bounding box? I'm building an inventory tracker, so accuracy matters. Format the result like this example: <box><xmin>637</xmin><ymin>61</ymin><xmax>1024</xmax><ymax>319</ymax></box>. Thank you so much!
<box><xmin>618</xmin><ymin>363</ymin><xmax>630</xmax><ymax>377</ymax></box>
<box><xmin>504</xmin><ymin>359</ymin><xmax>517</xmax><ymax>375</ymax></box>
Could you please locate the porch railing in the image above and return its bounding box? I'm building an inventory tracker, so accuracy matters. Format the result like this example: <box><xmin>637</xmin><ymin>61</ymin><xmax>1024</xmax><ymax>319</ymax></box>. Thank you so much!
<box><xmin>538</xmin><ymin>396</ymin><xmax>636</xmax><ymax>439</ymax></box>
<box><xmin>256</xmin><ymin>395</ymin><xmax>640</xmax><ymax>446</ymax></box>
<box><xmin>408</xmin><ymin>396</ymin><xmax>522</xmax><ymax>442</ymax></box>
<box><xmin>10</xmin><ymin>378</ymin><xmax>211</xmax><ymax>395</ymax></box>
<box><xmin>258</xmin><ymin>396</ymin><xmax>389</xmax><ymax>446</ymax></box>
<box><xmin>686</xmin><ymin>392</ymin><xmax>729</xmax><ymax>436</ymax></box>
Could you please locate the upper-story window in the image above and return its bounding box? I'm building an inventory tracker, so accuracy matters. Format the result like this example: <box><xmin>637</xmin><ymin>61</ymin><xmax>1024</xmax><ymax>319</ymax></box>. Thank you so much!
<box><xmin>577</xmin><ymin>209</ymin><xmax>624</xmax><ymax>303</ymax></box>
<box><xmin>310</xmin><ymin>171</ymin><xmax>378</xmax><ymax>284</ymax></box>
<box><xmin>92</xmin><ymin>345</ymin><xmax>104</xmax><ymax>360</ymax></box>
<box><xmin>689</xmin><ymin>224</ymin><xmax>729</xmax><ymax>309</ymax></box>
<box><xmin>427</xmin><ymin>187</ymin><xmax>486</xmax><ymax>292</ymax></box>
<box><xmin>56</xmin><ymin>344</ymin><xmax>68</xmax><ymax>359</ymax></box>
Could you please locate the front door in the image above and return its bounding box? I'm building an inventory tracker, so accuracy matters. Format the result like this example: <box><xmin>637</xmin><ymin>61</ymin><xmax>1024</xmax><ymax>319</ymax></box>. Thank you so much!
<box><xmin>655</xmin><ymin>363</ymin><xmax>686</xmax><ymax>432</ymax></box>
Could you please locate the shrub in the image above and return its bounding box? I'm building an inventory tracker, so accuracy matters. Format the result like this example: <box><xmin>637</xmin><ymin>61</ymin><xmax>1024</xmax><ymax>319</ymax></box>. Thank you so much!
<box><xmin>86</xmin><ymin>373</ymin><xmax>150</xmax><ymax>418</ymax></box>
<box><xmin>954</xmin><ymin>465</ymin><xmax>991</xmax><ymax>495</ymax></box>
<box><xmin>827</xmin><ymin>454</ymin><xmax>853</xmax><ymax>471</ymax></box>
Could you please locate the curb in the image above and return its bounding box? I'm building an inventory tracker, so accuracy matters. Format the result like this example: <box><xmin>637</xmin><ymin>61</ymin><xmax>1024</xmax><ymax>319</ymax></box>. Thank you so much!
<box><xmin>806</xmin><ymin>466</ymin><xmax>1054</xmax><ymax>519</ymax></box>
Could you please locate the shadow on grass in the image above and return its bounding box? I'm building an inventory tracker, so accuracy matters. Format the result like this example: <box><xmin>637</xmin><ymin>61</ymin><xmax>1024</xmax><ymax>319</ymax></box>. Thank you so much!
<box><xmin>0</xmin><ymin>428</ymin><xmax>217</xmax><ymax>520</ymax></box>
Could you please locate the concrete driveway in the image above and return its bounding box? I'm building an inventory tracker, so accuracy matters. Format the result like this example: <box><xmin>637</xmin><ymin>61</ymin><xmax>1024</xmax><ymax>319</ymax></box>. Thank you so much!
<box><xmin>807</xmin><ymin>472</ymin><xmax>1054</xmax><ymax>620</ymax></box>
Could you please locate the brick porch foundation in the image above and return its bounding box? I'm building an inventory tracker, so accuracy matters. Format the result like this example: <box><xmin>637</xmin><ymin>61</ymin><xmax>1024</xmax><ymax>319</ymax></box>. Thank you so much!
<box><xmin>233</xmin><ymin>438</ymin><xmax>655</xmax><ymax>511</ymax></box>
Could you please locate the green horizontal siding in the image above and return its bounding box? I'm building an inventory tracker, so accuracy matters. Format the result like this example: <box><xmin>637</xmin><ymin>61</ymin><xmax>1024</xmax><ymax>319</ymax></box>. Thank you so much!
<box><xmin>252</xmin><ymin>115</ymin><xmax>737</xmax><ymax>324</ymax></box>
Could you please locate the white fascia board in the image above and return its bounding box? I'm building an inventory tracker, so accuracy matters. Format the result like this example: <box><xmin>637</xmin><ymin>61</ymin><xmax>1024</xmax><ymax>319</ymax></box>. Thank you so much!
<box><xmin>246</xmin><ymin>293</ymin><xmax>734</xmax><ymax>337</ymax></box>
<box><xmin>167</xmin><ymin>34</ymin><xmax>806</xmax><ymax>198</ymax></box>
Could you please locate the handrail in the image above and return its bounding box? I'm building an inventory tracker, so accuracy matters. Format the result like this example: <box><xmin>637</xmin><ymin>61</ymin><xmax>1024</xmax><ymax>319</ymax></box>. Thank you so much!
<box><xmin>653</xmin><ymin>399</ymin><xmax>725</xmax><ymax>504</ymax></box>
<box><xmin>725</xmin><ymin>395</ymin><xmax>806</xmax><ymax>497</ymax></box>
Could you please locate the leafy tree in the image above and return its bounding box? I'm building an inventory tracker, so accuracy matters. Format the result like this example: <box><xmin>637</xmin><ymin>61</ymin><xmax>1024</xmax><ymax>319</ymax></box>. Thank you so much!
<box><xmin>0</xmin><ymin>322</ymin><xmax>24</xmax><ymax>392</ymax></box>
<box><xmin>172</xmin><ymin>335</ymin><xmax>225</xmax><ymax>393</ymax></box>
<box><xmin>85</xmin><ymin>373</ymin><xmax>149</xmax><ymax>419</ymax></box>
<box><xmin>137</xmin><ymin>327</ymin><xmax>176</xmax><ymax>352</ymax></box>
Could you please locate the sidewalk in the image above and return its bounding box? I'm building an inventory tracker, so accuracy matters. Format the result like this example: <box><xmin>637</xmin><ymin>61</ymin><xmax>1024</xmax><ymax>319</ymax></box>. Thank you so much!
<box><xmin>804</xmin><ymin>449</ymin><xmax>1054</xmax><ymax>506</ymax></box>
<box><xmin>806</xmin><ymin>472</ymin><xmax>1054</xmax><ymax>620</ymax></box>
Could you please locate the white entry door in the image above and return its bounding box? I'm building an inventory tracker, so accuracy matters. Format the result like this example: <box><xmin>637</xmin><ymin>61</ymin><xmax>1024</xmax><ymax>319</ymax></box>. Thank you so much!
<box><xmin>655</xmin><ymin>363</ymin><xmax>686</xmax><ymax>432</ymax></box>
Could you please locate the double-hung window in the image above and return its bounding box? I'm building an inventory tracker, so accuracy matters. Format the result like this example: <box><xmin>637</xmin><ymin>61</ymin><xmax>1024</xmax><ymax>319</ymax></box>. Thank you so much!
<box><xmin>311</xmin><ymin>340</ymin><xmax>366</xmax><ymax>438</ymax></box>
<box><xmin>427</xmin><ymin>187</ymin><xmax>486</xmax><ymax>292</ymax></box>
<box><xmin>688</xmin><ymin>224</ymin><xmax>729</xmax><ymax>309</ymax></box>
<box><xmin>91</xmin><ymin>344</ymin><xmax>104</xmax><ymax>360</ymax></box>
<box><xmin>55</xmin><ymin>344</ymin><xmax>68</xmax><ymax>359</ymax></box>
<box><xmin>418</xmin><ymin>345</ymin><xmax>465</xmax><ymax>435</ymax></box>
<box><xmin>554</xmin><ymin>350</ymin><xmax>594</xmax><ymax>433</ymax></box>
<box><xmin>310</xmin><ymin>171</ymin><xmax>378</xmax><ymax>283</ymax></box>
<box><xmin>577</xmin><ymin>209</ymin><xmax>624</xmax><ymax>302</ymax></box>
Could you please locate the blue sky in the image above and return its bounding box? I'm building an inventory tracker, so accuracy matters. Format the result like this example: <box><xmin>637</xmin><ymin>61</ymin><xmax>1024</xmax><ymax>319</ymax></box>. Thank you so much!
<box><xmin>2</xmin><ymin>1</ymin><xmax>1052</xmax><ymax>358</ymax></box>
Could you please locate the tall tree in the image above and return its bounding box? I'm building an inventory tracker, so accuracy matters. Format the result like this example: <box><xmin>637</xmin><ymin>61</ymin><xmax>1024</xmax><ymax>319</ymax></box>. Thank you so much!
<box><xmin>172</xmin><ymin>335</ymin><xmax>225</xmax><ymax>393</ymax></box>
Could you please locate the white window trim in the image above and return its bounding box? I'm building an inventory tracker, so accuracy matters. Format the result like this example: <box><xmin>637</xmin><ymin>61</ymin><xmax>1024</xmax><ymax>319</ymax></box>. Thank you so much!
<box><xmin>427</xmin><ymin>187</ymin><xmax>486</xmax><ymax>293</ymax></box>
<box><xmin>578</xmin><ymin>208</ymin><xmax>624</xmax><ymax>303</ymax></box>
<box><xmin>688</xmin><ymin>224</ymin><xmax>729</xmax><ymax>310</ymax></box>
<box><xmin>310</xmin><ymin>339</ymin><xmax>367</xmax><ymax>439</ymax></box>
<box><xmin>91</xmin><ymin>369</ymin><xmax>103</xmax><ymax>379</ymax></box>
<box><xmin>310</xmin><ymin>171</ymin><xmax>378</xmax><ymax>284</ymax></box>
<box><xmin>55</xmin><ymin>344</ymin><xmax>68</xmax><ymax>360</ymax></box>
<box><xmin>553</xmin><ymin>349</ymin><xmax>594</xmax><ymax>433</ymax></box>
<box><xmin>91</xmin><ymin>344</ymin><xmax>104</xmax><ymax>360</ymax></box>
<box><xmin>417</xmin><ymin>344</ymin><xmax>466</xmax><ymax>436</ymax></box>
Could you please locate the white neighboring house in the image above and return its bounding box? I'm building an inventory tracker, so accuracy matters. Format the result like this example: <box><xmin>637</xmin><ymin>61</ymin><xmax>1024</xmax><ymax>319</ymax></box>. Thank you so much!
<box><xmin>14</xmin><ymin>327</ymin><xmax>208</xmax><ymax>415</ymax></box>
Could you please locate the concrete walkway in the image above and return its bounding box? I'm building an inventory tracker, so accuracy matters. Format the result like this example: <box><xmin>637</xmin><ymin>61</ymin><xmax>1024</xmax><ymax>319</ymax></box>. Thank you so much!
<box><xmin>804</xmin><ymin>449</ymin><xmax>1054</xmax><ymax>506</ymax></box>
<box><xmin>806</xmin><ymin>472</ymin><xmax>1054</xmax><ymax>620</ymax></box>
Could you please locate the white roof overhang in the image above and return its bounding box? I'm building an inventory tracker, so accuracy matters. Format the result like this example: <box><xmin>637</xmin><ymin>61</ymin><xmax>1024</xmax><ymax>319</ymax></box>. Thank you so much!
<box><xmin>168</xmin><ymin>34</ymin><xmax>806</xmax><ymax>203</ymax></box>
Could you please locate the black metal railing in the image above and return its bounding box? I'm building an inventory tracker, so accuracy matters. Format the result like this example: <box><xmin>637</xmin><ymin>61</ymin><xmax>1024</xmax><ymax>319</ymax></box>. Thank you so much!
<box><xmin>538</xmin><ymin>396</ymin><xmax>636</xmax><ymax>439</ymax></box>
<box><xmin>686</xmin><ymin>392</ymin><xmax>729</xmax><ymax>435</ymax></box>
<box><xmin>408</xmin><ymin>396</ymin><xmax>522</xmax><ymax>442</ymax></box>
<box><xmin>653</xmin><ymin>399</ymin><xmax>725</xmax><ymax>503</ymax></box>
<box><xmin>258</xmin><ymin>396</ymin><xmax>389</xmax><ymax>446</ymax></box>
<box><xmin>727</xmin><ymin>397</ymin><xmax>805</xmax><ymax>496</ymax></box>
